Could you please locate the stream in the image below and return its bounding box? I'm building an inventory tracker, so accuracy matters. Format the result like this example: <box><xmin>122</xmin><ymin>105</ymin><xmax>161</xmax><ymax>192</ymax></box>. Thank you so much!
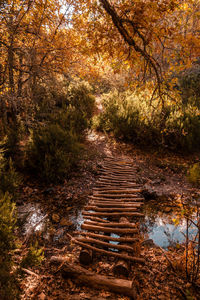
<box><xmin>17</xmin><ymin>196</ymin><xmax>199</xmax><ymax>249</ymax></box>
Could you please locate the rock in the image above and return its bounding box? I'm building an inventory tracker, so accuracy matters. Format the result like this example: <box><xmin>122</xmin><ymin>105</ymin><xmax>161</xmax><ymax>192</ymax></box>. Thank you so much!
<box><xmin>60</xmin><ymin>218</ymin><xmax>73</xmax><ymax>227</ymax></box>
<box><xmin>52</xmin><ymin>213</ymin><xmax>60</xmax><ymax>223</ymax></box>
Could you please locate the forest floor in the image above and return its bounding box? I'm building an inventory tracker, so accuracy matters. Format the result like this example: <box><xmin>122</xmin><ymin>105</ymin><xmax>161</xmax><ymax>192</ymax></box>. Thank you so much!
<box><xmin>17</xmin><ymin>130</ymin><xmax>200</xmax><ymax>300</ymax></box>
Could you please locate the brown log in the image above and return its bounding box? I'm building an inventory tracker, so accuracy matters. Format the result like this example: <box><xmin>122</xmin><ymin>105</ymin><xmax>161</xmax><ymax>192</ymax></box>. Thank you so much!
<box><xmin>96</xmin><ymin>180</ymin><xmax>136</xmax><ymax>185</ymax></box>
<box><xmin>88</xmin><ymin>196</ymin><xmax>144</xmax><ymax>202</ymax></box>
<box><xmin>99</xmin><ymin>176</ymin><xmax>135</xmax><ymax>181</ymax></box>
<box><xmin>77</xmin><ymin>237</ymin><xmax>134</xmax><ymax>252</ymax></box>
<box><xmin>74</xmin><ymin>239</ymin><xmax>145</xmax><ymax>264</ymax></box>
<box><xmin>113</xmin><ymin>217</ymin><xmax>130</xmax><ymax>277</ymax></box>
<box><xmin>81</xmin><ymin>223</ymin><xmax>138</xmax><ymax>234</ymax></box>
<box><xmin>92</xmin><ymin>193</ymin><xmax>142</xmax><ymax>198</ymax></box>
<box><xmin>75</xmin><ymin>231</ymin><xmax>139</xmax><ymax>243</ymax></box>
<box><xmin>100</xmin><ymin>171</ymin><xmax>135</xmax><ymax>177</ymax></box>
<box><xmin>84</xmin><ymin>216</ymin><xmax>109</xmax><ymax>223</ymax></box>
<box><xmin>89</xmin><ymin>201</ymin><xmax>143</xmax><ymax>207</ymax></box>
<box><xmin>93</xmin><ymin>189</ymin><xmax>141</xmax><ymax>194</ymax></box>
<box><xmin>85</xmin><ymin>206</ymin><xmax>138</xmax><ymax>212</ymax></box>
<box><xmin>82</xmin><ymin>211</ymin><xmax>144</xmax><ymax>218</ymax></box>
<box><xmin>83</xmin><ymin>220</ymin><xmax>136</xmax><ymax>228</ymax></box>
<box><xmin>50</xmin><ymin>256</ymin><xmax>137</xmax><ymax>298</ymax></box>
<box><xmin>79</xmin><ymin>249</ymin><xmax>93</xmax><ymax>265</ymax></box>
<box><xmin>93</xmin><ymin>186</ymin><xmax>140</xmax><ymax>190</ymax></box>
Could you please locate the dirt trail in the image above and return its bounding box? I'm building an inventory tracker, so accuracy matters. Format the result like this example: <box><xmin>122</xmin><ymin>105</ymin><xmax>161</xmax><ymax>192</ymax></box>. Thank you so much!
<box><xmin>19</xmin><ymin>131</ymin><xmax>200</xmax><ymax>300</ymax></box>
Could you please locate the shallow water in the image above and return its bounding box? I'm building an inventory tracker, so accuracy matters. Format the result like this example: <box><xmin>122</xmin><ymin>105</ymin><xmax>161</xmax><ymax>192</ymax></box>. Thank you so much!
<box><xmin>142</xmin><ymin>201</ymin><xmax>198</xmax><ymax>249</ymax></box>
<box><xmin>17</xmin><ymin>203</ymin><xmax>48</xmax><ymax>236</ymax></box>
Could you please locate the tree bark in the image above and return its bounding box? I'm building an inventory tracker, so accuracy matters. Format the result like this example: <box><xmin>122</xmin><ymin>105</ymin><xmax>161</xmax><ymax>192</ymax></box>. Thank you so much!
<box><xmin>50</xmin><ymin>257</ymin><xmax>137</xmax><ymax>299</ymax></box>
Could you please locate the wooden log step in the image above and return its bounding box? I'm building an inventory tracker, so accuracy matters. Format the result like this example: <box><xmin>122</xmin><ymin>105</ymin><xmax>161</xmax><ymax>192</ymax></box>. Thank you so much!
<box><xmin>85</xmin><ymin>206</ymin><xmax>138</xmax><ymax>212</ymax></box>
<box><xmin>96</xmin><ymin>181</ymin><xmax>136</xmax><ymax>187</ymax></box>
<box><xmin>94</xmin><ymin>189</ymin><xmax>141</xmax><ymax>194</ymax></box>
<box><xmin>81</xmin><ymin>223</ymin><xmax>138</xmax><ymax>234</ymax></box>
<box><xmin>99</xmin><ymin>175</ymin><xmax>134</xmax><ymax>180</ymax></box>
<box><xmin>83</xmin><ymin>220</ymin><xmax>136</xmax><ymax>228</ymax></box>
<box><xmin>104</xmin><ymin>159</ymin><xmax>132</xmax><ymax>165</ymax></box>
<box><xmin>94</xmin><ymin>185</ymin><xmax>141</xmax><ymax>190</ymax></box>
<box><xmin>100</xmin><ymin>172</ymin><xmax>135</xmax><ymax>180</ymax></box>
<box><xmin>77</xmin><ymin>237</ymin><xmax>134</xmax><ymax>252</ymax></box>
<box><xmin>82</xmin><ymin>211</ymin><xmax>144</xmax><ymax>218</ymax></box>
<box><xmin>89</xmin><ymin>201</ymin><xmax>143</xmax><ymax>207</ymax></box>
<box><xmin>74</xmin><ymin>239</ymin><xmax>145</xmax><ymax>264</ymax></box>
<box><xmin>75</xmin><ymin>231</ymin><xmax>139</xmax><ymax>243</ymax></box>
<box><xmin>88</xmin><ymin>196</ymin><xmax>144</xmax><ymax>202</ymax></box>
<box><xmin>100</xmin><ymin>168</ymin><xmax>135</xmax><ymax>175</ymax></box>
<box><xmin>95</xmin><ymin>182</ymin><xmax>138</xmax><ymax>187</ymax></box>
<box><xmin>50</xmin><ymin>257</ymin><xmax>137</xmax><ymax>298</ymax></box>
<box><xmin>92</xmin><ymin>193</ymin><xmax>142</xmax><ymax>199</ymax></box>
<box><xmin>84</xmin><ymin>216</ymin><xmax>109</xmax><ymax>223</ymax></box>
<box><xmin>100</xmin><ymin>169</ymin><xmax>135</xmax><ymax>175</ymax></box>
<box><xmin>98</xmin><ymin>178</ymin><xmax>135</xmax><ymax>183</ymax></box>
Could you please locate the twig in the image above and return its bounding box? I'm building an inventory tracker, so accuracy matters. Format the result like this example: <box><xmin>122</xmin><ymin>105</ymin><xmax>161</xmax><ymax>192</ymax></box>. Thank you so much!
<box><xmin>158</xmin><ymin>246</ymin><xmax>176</xmax><ymax>272</ymax></box>
<box><xmin>21</xmin><ymin>267</ymin><xmax>39</xmax><ymax>278</ymax></box>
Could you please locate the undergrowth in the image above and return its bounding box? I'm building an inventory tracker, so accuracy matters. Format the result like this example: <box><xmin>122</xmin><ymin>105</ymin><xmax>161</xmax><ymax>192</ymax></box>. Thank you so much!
<box><xmin>94</xmin><ymin>89</ymin><xmax>200</xmax><ymax>152</ymax></box>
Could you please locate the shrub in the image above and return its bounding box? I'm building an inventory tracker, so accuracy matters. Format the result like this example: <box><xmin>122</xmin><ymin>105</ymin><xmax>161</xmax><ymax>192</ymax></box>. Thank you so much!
<box><xmin>187</xmin><ymin>163</ymin><xmax>200</xmax><ymax>186</ymax></box>
<box><xmin>96</xmin><ymin>89</ymin><xmax>200</xmax><ymax>152</ymax></box>
<box><xmin>26</xmin><ymin>123</ymin><xmax>82</xmax><ymax>182</ymax></box>
<box><xmin>0</xmin><ymin>192</ymin><xmax>19</xmax><ymax>299</ymax></box>
<box><xmin>178</xmin><ymin>64</ymin><xmax>200</xmax><ymax>107</ymax></box>
<box><xmin>21</xmin><ymin>241</ymin><xmax>44</xmax><ymax>268</ymax></box>
<box><xmin>0</xmin><ymin>148</ymin><xmax>21</xmax><ymax>198</ymax></box>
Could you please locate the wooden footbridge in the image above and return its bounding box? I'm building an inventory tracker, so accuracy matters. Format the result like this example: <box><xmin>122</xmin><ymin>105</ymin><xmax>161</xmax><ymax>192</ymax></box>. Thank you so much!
<box><xmin>52</xmin><ymin>156</ymin><xmax>145</xmax><ymax>298</ymax></box>
<box><xmin>74</xmin><ymin>156</ymin><xmax>145</xmax><ymax>270</ymax></box>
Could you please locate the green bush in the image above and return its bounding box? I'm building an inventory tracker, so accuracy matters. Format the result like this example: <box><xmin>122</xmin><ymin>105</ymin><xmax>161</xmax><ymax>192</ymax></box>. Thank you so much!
<box><xmin>26</xmin><ymin>123</ymin><xmax>82</xmax><ymax>182</ymax></box>
<box><xmin>21</xmin><ymin>241</ymin><xmax>44</xmax><ymax>268</ymax></box>
<box><xmin>0</xmin><ymin>192</ymin><xmax>19</xmax><ymax>299</ymax></box>
<box><xmin>0</xmin><ymin>149</ymin><xmax>21</xmax><ymax>198</ymax></box>
<box><xmin>187</xmin><ymin>163</ymin><xmax>200</xmax><ymax>186</ymax></box>
<box><xmin>96</xmin><ymin>89</ymin><xmax>200</xmax><ymax>152</ymax></box>
<box><xmin>178</xmin><ymin>64</ymin><xmax>200</xmax><ymax>107</ymax></box>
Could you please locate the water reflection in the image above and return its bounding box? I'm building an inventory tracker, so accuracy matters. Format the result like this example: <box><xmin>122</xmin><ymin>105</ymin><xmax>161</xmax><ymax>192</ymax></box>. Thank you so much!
<box><xmin>18</xmin><ymin>203</ymin><xmax>47</xmax><ymax>235</ymax></box>
<box><xmin>142</xmin><ymin>202</ymin><xmax>198</xmax><ymax>249</ymax></box>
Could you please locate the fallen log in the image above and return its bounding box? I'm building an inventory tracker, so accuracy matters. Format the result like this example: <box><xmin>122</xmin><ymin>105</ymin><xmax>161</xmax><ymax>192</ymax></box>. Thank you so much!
<box><xmin>73</xmin><ymin>239</ymin><xmax>145</xmax><ymax>264</ymax></box>
<box><xmin>83</xmin><ymin>220</ymin><xmax>136</xmax><ymax>228</ymax></box>
<box><xmin>50</xmin><ymin>257</ymin><xmax>137</xmax><ymax>298</ymax></box>
<box><xmin>85</xmin><ymin>206</ymin><xmax>138</xmax><ymax>212</ymax></box>
<box><xmin>75</xmin><ymin>231</ymin><xmax>139</xmax><ymax>243</ymax></box>
<box><xmin>77</xmin><ymin>237</ymin><xmax>134</xmax><ymax>252</ymax></box>
<box><xmin>81</xmin><ymin>223</ymin><xmax>138</xmax><ymax>234</ymax></box>
<box><xmin>82</xmin><ymin>211</ymin><xmax>144</xmax><ymax>218</ymax></box>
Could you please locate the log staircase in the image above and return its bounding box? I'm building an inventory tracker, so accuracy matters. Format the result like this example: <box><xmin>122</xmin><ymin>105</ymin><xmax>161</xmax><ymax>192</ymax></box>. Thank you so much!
<box><xmin>74</xmin><ymin>156</ymin><xmax>145</xmax><ymax>274</ymax></box>
<box><xmin>51</xmin><ymin>156</ymin><xmax>145</xmax><ymax>298</ymax></box>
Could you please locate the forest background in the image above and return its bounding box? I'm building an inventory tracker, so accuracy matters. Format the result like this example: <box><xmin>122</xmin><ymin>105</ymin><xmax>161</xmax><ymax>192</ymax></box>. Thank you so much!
<box><xmin>0</xmin><ymin>0</ymin><xmax>200</xmax><ymax>298</ymax></box>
